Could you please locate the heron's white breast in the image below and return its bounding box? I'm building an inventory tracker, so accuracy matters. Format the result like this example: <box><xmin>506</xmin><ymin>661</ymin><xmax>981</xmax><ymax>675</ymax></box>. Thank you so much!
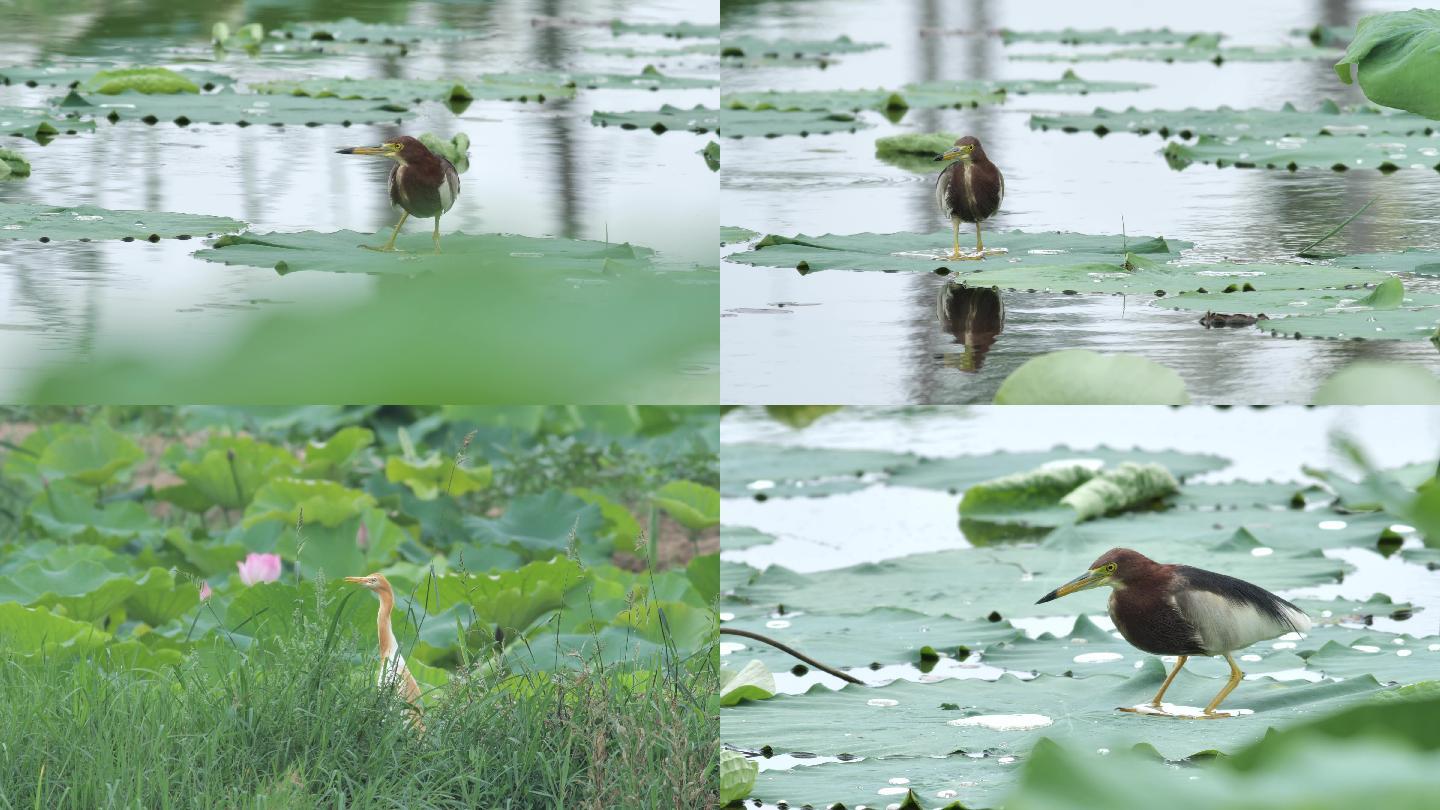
<box><xmin>379</xmin><ymin>649</ymin><xmax>408</xmax><ymax>689</ymax></box>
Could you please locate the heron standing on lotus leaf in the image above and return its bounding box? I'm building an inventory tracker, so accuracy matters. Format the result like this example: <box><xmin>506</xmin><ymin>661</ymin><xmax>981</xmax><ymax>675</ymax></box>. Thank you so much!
<box><xmin>934</xmin><ymin>135</ymin><xmax>1004</xmax><ymax>261</ymax></box>
<box><xmin>337</xmin><ymin>135</ymin><xmax>460</xmax><ymax>254</ymax></box>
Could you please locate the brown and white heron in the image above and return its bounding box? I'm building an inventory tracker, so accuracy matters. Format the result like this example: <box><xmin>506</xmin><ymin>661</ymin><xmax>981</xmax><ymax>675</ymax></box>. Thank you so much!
<box><xmin>934</xmin><ymin>135</ymin><xmax>1004</xmax><ymax>261</ymax></box>
<box><xmin>1036</xmin><ymin>547</ymin><xmax>1311</xmax><ymax>717</ymax></box>
<box><xmin>344</xmin><ymin>573</ymin><xmax>424</xmax><ymax>729</ymax></box>
<box><xmin>337</xmin><ymin>136</ymin><xmax>460</xmax><ymax>254</ymax></box>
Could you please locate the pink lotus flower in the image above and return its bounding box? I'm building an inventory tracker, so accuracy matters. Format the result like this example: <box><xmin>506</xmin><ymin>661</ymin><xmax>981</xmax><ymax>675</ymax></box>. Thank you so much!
<box><xmin>356</xmin><ymin>521</ymin><xmax>369</xmax><ymax>550</ymax></box>
<box><xmin>198</xmin><ymin>581</ymin><xmax>214</xmax><ymax>601</ymax></box>
<box><xmin>237</xmin><ymin>553</ymin><xmax>282</xmax><ymax>586</ymax></box>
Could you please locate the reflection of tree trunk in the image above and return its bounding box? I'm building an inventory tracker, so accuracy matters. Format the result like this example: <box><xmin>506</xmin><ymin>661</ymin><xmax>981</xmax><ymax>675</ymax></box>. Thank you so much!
<box><xmin>537</xmin><ymin>0</ymin><xmax>580</xmax><ymax>239</ymax></box>
<box><xmin>937</xmin><ymin>281</ymin><xmax>1005</xmax><ymax>372</ymax></box>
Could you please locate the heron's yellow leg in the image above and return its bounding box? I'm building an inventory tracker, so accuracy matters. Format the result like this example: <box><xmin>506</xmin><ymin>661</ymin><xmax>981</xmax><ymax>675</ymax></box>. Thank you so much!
<box><xmin>1203</xmin><ymin>654</ymin><xmax>1244</xmax><ymax>715</ymax></box>
<box><xmin>950</xmin><ymin>218</ymin><xmax>961</xmax><ymax>260</ymax></box>
<box><xmin>363</xmin><ymin>212</ymin><xmax>409</xmax><ymax>252</ymax></box>
<box><xmin>433</xmin><ymin>216</ymin><xmax>441</xmax><ymax>254</ymax></box>
<box><xmin>975</xmin><ymin>221</ymin><xmax>985</xmax><ymax>254</ymax></box>
<box><xmin>1150</xmin><ymin>655</ymin><xmax>1187</xmax><ymax>707</ymax></box>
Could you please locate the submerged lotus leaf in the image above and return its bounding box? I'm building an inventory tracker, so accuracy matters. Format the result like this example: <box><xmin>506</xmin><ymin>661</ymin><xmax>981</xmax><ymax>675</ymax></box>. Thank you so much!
<box><xmin>193</xmin><ymin>230</ymin><xmax>657</xmax><ymax>277</ymax></box>
<box><xmin>721</xmin><ymin>35</ymin><xmax>884</xmax><ymax>66</ymax></box>
<box><xmin>60</xmin><ymin>88</ymin><xmax>410</xmax><ymax>126</ymax></box>
<box><xmin>994</xmin><ymin>350</ymin><xmax>1191</xmax><ymax>405</ymax></box>
<box><xmin>721</xmin><ymin>107</ymin><xmax>870</xmax><ymax>138</ymax></box>
<box><xmin>1030</xmin><ymin>102</ymin><xmax>1436</xmax><ymax>141</ymax></box>
<box><xmin>1001</xmin><ymin>28</ymin><xmax>1219</xmax><ymax>45</ymax></box>
<box><xmin>723</xmin><ymin>606</ymin><xmax>1021</xmax><ymax>670</ymax></box>
<box><xmin>981</xmin><ymin>614</ymin><xmax>1306</xmax><ymax>678</ymax></box>
<box><xmin>720</xmin><ymin>226</ymin><xmax>758</xmax><ymax>244</ymax></box>
<box><xmin>719</xmin><ymin>443</ymin><xmax>918</xmax><ymax>498</ymax></box>
<box><xmin>1335</xmin><ymin>9</ymin><xmax>1440</xmax><ymax>119</ymax></box>
<box><xmin>1312</xmin><ymin>361</ymin><xmax>1440</xmax><ymax>404</ymax></box>
<box><xmin>1</xmin><ymin>64</ymin><xmax>229</xmax><ymax>90</ymax></box>
<box><xmin>1163</xmin><ymin>132</ymin><xmax>1440</xmax><ymax>172</ymax></box>
<box><xmin>724</xmin><ymin>659</ymin><xmax>1384</xmax><ymax>763</ymax></box>
<box><xmin>0</xmin><ymin>106</ymin><xmax>96</xmax><ymax>142</ymax></box>
<box><xmin>1257</xmin><ymin>306</ymin><xmax>1440</xmax><ymax>341</ymax></box>
<box><xmin>890</xmin><ymin>447</ymin><xmax>1227</xmax><ymax>492</ymax></box>
<box><xmin>730</xmin><ymin>542</ymin><xmax>1345</xmax><ymax>623</ymax></box>
<box><xmin>729</xmin><ymin>229</ymin><xmax>1189</xmax><ymax>275</ymax></box>
<box><xmin>567</xmin><ymin>67</ymin><xmax>716</xmax><ymax>90</ymax></box>
<box><xmin>1013</xmin><ymin>44</ymin><xmax>1343</xmax><ymax>63</ymax></box>
<box><xmin>609</xmin><ymin>20</ymin><xmax>719</xmax><ymax>39</ymax></box>
<box><xmin>591</xmin><ymin>104</ymin><xmax>718</xmax><ymax>134</ymax></box>
<box><xmin>81</xmin><ymin>66</ymin><xmax>198</xmax><ymax>94</ymax></box>
<box><xmin>275</xmin><ymin>18</ymin><xmax>480</xmax><ymax>43</ymax></box>
<box><xmin>250</xmin><ymin>77</ymin><xmax>480</xmax><ymax>103</ymax></box>
<box><xmin>0</xmin><ymin>201</ymin><xmax>244</xmax><ymax>242</ymax></box>
<box><xmin>1155</xmin><ymin>283</ymin><xmax>1440</xmax><ymax>318</ymax></box>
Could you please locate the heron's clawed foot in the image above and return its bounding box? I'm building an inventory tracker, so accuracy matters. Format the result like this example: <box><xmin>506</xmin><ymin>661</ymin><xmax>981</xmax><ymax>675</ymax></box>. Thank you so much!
<box><xmin>361</xmin><ymin>244</ymin><xmax>397</xmax><ymax>253</ymax></box>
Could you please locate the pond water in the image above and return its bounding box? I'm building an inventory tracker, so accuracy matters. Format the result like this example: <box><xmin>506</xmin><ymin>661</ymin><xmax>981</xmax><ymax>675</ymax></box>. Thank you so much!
<box><xmin>720</xmin><ymin>0</ymin><xmax>1440</xmax><ymax>404</ymax></box>
<box><xmin>0</xmin><ymin>0</ymin><xmax>716</xmax><ymax>399</ymax></box>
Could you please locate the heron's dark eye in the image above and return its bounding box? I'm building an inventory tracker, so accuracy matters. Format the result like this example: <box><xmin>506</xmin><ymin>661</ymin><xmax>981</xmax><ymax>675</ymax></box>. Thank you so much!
<box><xmin>1105</xmin><ymin>563</ymin><xmax>1117</xmax><ymax>573</ymax></box>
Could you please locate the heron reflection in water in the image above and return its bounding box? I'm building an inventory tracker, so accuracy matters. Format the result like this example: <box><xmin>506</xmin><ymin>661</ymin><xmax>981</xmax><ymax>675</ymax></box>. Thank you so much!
<box><xmin>938</xmin><ymin>282</ymin><xmax>1005</xmax><ymax>371</ymax></box>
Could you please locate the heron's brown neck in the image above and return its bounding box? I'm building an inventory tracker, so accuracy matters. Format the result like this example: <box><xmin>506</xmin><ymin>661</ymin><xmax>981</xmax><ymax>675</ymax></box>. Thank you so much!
<box><xmin>375</xmin><ymin>588</ymin><xmax>397</xmax><ymax>658</ymax></box>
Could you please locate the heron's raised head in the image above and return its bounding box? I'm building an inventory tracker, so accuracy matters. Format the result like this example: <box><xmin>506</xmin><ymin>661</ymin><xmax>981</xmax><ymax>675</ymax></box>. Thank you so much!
<box><xmin>336</xmin><ymin>135</ymin><xmax>430</xmax><ymax>164</ymax></box>
<box><xmin>1035</xmin><ymin>547</ymin><xmax>1157</xmax><ymax>604</ymax></box>
<box><xmin>343</xmin><ymin>573</ymin><xmax>393</xmax><ymax>596</ymax></box>
<box><xmin>935</xmin><ymin>135</ymin><xmax>984</xmax><ymax>164</ymax></box>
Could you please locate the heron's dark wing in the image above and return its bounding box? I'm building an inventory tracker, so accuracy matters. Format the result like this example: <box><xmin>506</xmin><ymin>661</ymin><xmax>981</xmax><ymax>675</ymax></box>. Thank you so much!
<box><xmin>438</xmin><ymin>158</ymin><xmax>460</xmax><ymax>214</ymax></box>
<box><xmin>387</xmin><ymin>163</ymin><xmax>404</xmax><ymax>210</ymax></box>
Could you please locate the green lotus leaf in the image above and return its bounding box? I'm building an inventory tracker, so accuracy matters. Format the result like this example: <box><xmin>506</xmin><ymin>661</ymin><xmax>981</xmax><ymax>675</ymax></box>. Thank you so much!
<box><xmin>570</xmin><ymin>488</ymin><xmax>642</xmax><ymax>550</ymax></box>
<box><xmin>1</xmin><ymin>64</ymin><xmax>229</xmax><ymax>90</ymax></box>
<box><xmin>463</xmin><ymin>490</ymin><xmax>605</xmax><ymax>561</ymax></box>
<box><xmin>567</xmin><ymin>67</ymin><xmax>716</xmax><ymax>90</ymax></box>
<box><xmin>1312</xmin><ymin>362</ymin><xmax>1440</xmax><ymax>404</ymax></box>
<box><xmin>34</xmin><ymin>420</ymin><xmax>144</xmax><ymax>487</ymax></box>
<box><xmin>609</xmin><ymin>20</ymin><xmax>718</xmax><ymax>38</ymax></box>
<box><xmin>1164</xmin><ymin>132</ymin><xmax>1440</xmax><ymax>172</ymax></box>
<box><xmin>385</xmin><ymin>454</ymin><xmax>491</xmax><ymax>501</ymax></box>
<box><xmin>26</xmin><ymin>482</ymin><xmax>161</xmax><ymax>547</ymax></box>
<box><xmin>1166</xmin><ymin>480</ymin><xmax>1310</xmax><ymax>509</ymax></box>
<box><xmin>994</xmin><ymin>350</ymin><xmax>1191</xmax><ymax>405</ymax></box>
<box><xmin>275</xmin><ymin>18</ymin><xmax>481</xmax><ymax>43</ymax></box>
<box><xmin>720</xmin><ymin>525</ymin><xmax>776</xmax><ymax>550</ymax></box>
<box><xmin>1040</xmin><ymin>505</ymin><xmax>1396</xmax><ymax>553</ymax></box>
<box><xmin>719</xmin><ymin>443</ymin><xmax>919</xmax><ymax>498</ymax></box>
<box><xmin>0</xmin><ymin>602</ymin><xmax>110</xmax><ymax>654</ymax></box>
<box><xmin>60</xmin><ymin>88</ymin><xmax>410</xmax><ymax>127</ymax></box>
<box><xmin>651</xmin><ymin>480</ymin><xmax>719</xmax><ymax>532</ymax></box>
<box><xmin>0</xmin><ymin>106</ymin><xmax>95</xmax><ymax>142</ymax></box>
<box><xmin>1014</xmin><ymin>43</ymin><xmax>1343</xmax><ymax>63</ymax></box>
<box><xmin>81</xmin><ymin>66</ymin><xmax>198</xmax><ymax>94</ymax></box>
<box><xmin>124</xmin><ymin>567</ymin><xmax>200</xmax><ymax>626</ymax></box>
<box><xmin>1156</xmin><ymin>280</ymin><xmax>1440</xmax><ymax>319</ymax></box>
<box><xmin>720</xmin><ymin>659</ymin><xmax>776</xmax><ymax>706</ymax></box>
<box><xmin>0</xmin><ymin>201</ymin><xmax>244</xmax><ymax>242</ymax></box>
<box><xmin>723</xmin><ymin>606</ymin><xmax>1020</xmax><ymax>671</ymax></box>
<box><xmin>1335</xmin><ymin>9</ymin><xmax>1440</xmax><ymax>118</ymax></box>
<box><xmin>1061</xmin><ymin>463</ymin><xmax>1179</xmax><ymax>521</ymax></box>
<box><xmin>1031</xmin><ymin>101</ymin><xmax>1436</xmax><ymax>141</ymax></box>
<box><xmin>875</xmin><ymin>131</ymin><xmax>960</xmax><ymax>171</ymax></box>
<box><xmin>720</xmin><ymin>226</ymin><xmax>758</xmax><ymax>244</ymax></box>
<box><xmin>192</xmin><ymin>230</ymin><xmax>657</xmax><ymax>277</ymax></box>
<box><xmin>890</xmin><ymin>448</ymin><xmax>1227</xmax><ymax>492</ymax></box>
<box><xmin>587</xmin><ymin>42</ymin><xmax>719</xmax><ymax>58</ymax></box>
<box><xmin>0</xmin><ymin>558</ymin><xmax>139</xmax><ymax>623</ymax></box>
<box><xmin>419</xmin><ymin>557</ymin><xmax>583</xmax><ymax>638</ymax></box>
<box><xmin>702</xmin><ymin>139</ymin><xmax>718</xmax><ymax>170</ymax></box>
<box><xmin>300</xmin><ymin>426</ymin><xmax>374</xmax><ymax>478</ymax></box>
<box><xmin>1001</xmin><ymin>28</ymin><xmax>1219</xmax><ymax>45</ymax></box>
<box><xmin>1289</xmin><ymin>593</ymin><xmax>1421</xmax><ymax>623</ymax></box>
<box><xmin>719</xmin><ymin>749</ymin><xmax>757</xmax><ymax>804</ymax></box>
<box><xmin>0</xmin><ymin>147</ymin><xmax>31</xmax><ymax>178</ymax></box>
<box><xmin>1258</xmin><ymin>305</ymin><xmax>1440</xmax><ymax>341</ymax></box>
<box><xmin>250</xmin><ymin>77</ymin><xmax>480</xmax><ymax>103</ymax></box>
<box><xmin>274</xmin><ymin>510</ymin><xmax>403</xmax><ymax>581</ymax></box>
<box><xmin>722</xmin><ymin>561</ymin><xmax>758</xmax><ymax>594</ymax></box>
<box><xmin>617</xmin><ymin>599</ymin><xmax>716</xmax><ymax>651</ymax></box>
<box><xmin>721</xmin><ymin>106</ymin><xmax>869</xmax><ymax>138</ymax></box>
<box><xmin>591</xmin><ymin>104</ymin><xmax>719</xmax><ymax>134</ymax></box>
<box><xmin>721</xmin><ymin>34</ymin><xmax>883</xmax><ymax>66</ymax></box>
<box><xmin>162</xmin><ymin>435</ymin><xmax>299</xmax><ymax>512</ymax></box>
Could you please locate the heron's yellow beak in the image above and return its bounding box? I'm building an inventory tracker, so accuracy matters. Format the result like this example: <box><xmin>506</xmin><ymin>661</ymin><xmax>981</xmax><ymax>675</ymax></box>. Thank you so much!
<box><xmin>342</xmin><ymin>576</ymin><xmax>368</xmax><ymax>584</ymax></box>
<box><xmin>337</xmin><ymin>143</ymin><xmax>399</xmax><ymax>157</ymax></box>
<box><xmin>1035</xmin><ymin>568</ymin><xmax>1110</xmax><ymax>604</ymax></box>
<box><xmin>934</xmin><ymin>144</ymin><xmax>974</xmax><ymax>163</ymax></box>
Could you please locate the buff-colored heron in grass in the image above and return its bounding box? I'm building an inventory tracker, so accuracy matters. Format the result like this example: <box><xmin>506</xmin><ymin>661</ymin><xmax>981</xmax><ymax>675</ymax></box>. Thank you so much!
<box><xmin>344</xmin><ymin>573</ymin><xmax>424</xmax><ymax>729</ymax></box>
<box><xmin>337</xmin><ymin>135</ymin><xmax>460</xmax><ymax>254</ymax></box>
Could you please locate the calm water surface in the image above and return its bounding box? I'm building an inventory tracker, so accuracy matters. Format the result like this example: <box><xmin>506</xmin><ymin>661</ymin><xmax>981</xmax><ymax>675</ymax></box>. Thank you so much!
<box><xmin>720</xmin><ymin>0</ymin><xmax>1440</xmax><ymax>404</ymax></box>
<box><xmin>0</xmin><ymin>0</ymin><xmax>717</xmax><ymax>397</ymax></box>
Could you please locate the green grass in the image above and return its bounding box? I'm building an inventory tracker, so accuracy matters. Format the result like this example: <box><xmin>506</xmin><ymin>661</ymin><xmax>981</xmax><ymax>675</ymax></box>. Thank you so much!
<box><xmin>0</xmin><ymin>608</ymin><xmax>717</xmax><ymax>809</ymax></box>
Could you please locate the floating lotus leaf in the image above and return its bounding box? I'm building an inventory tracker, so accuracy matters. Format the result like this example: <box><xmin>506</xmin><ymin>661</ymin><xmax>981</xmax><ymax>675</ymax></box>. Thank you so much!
<box><xmin>721</xmin><ymin>226</ymin><xmax>758</xmax><ymax>244</ymax></box>
<box><xmin>609</xmin><ymin>20</ymin><xmax>719</xmax><ymax>39</ymax></box>
<box><xmin>0</xmin><ymin>147</ymin><xmax>31</xmax><ymax>178</ymax></box>
<box><xmin>1000</xmin><ymin>28</ymin><xmax>1220</xmax><ymax>45</ymax></box>
<box><xmin>1258</xmin><ymin>306</ymin><xmax>1440</xmax><ymax>341</ymax></box>
<box><xmin>721</xmin><ymin>107</ymin><xmax>869</xmax><ymax>138</ymax></box>
<box><xmin>721</xmin><ymin>561</ymin><xmax>758</xmax><ymax>593</ymax></box>
<box><xmin>719</xmin><ymin>443</ymin><xmax>918</xmax><ymax>498</ymax></box>
<box><xmin>994</xmin><ymin>350</ymin><xmax>1191</xmax><ymax>405</ymax></box>
<box><xmin>1154</xmin><ymin>284</ymin><xmax>1440</xmax><ymax>318</ymax></box>
<box><xmin>260</xmin><ymin>39</ymin><xmax>408</xmax><ymax>57</ymax></box>
<box><xmin>587</xmin><ymin>42</ymin><xmax>719</xmax><ymax>58</ymax></box>
<box><xmin>974</xmin><ymin>256</ymin><xmax>1392</xmax><ymax>296</ymax></box>
<box><xmin>567</xmin><ymin>66</ymin><xmax>716</xmax><ymax>90</ymax></box>
<box><xmin>720</xmin><ymin>525</ymin><xmax>777</xmax><ymax>550</ymax></box>
<box><xmin>1336</xmin><ymin>10</ymin><xmax>1440</xmax><ymax>119</ymax></box>
<box><xmin>720</xmin><ymin>660</ymin><xmax>776</xmax><ymax>706</ymax></box>
<box><xmin>81</xmin><ymin>66</ymin><xmax>198</xmax><ymax>94</ymax></box>
<box><xmin>1300</xmin><ymin>24</ymin><xmax>1354</xmax><ymax>47</ymax></box>
<box><xmin>724</xmin><ymin>658</ymin><xmax>1384</xmax><ymax>763</ymax></box>
<box><xmin>1167</xmin><ymin>480</ymin><xmax>1309</xmax><ymax>509</ymax></box>
<box><xmin>1163</xmin><ymin>131</ymin><xmax>1440</xmax><ymax>172</ymax></box>
<box><xmin>721</xmin><ymin>35</ymin><xmax>884</xmax><ymax>66</ymax></box>
<box><xmin>729</xmin><ymin>229</ymin><xmax>1189</xmax><ymax>275</ymax></box>
<box><xmin>719</xmin><ymin>750</ymin><xmax>757</xmax><ymax>806</ymax></box>
<box><xmin>1040</xmin><ymin>505</ymin><xmax>1396</xmax><ymax>553</ymax></box>
<box><xmin>723</xmin><ymin>606</ymin><xmax>1020</xmax><ymax>671</ymax></box>
<box><xmin>192</xmin><ymin>230</ymin><xmax>659</xmax><ymax>277</ymax></box>
<box><xmin>888</xmin><ymin>447</ymin><xmax>1227</xmax><ymax>492</ymax></box>
<box><xmin>1311</xmin><ymin>362</ymin><xmax>1440</xmax><ymax>404</ymax></box>
<box><xmin>1030</xmin><ymin>101</ymin><xmax>1436</xmax><ymax>140</ymax></box>
<box><xmin>59</xmin><ymin>88</ymin><xmax>410</xmax><ymax>127</ymax></box>
<box><xmin>250</xmin><ymin>77</ymin><xmax>480</xmax><ymax>103</ymax></box>
<box><xmin>591</xmin><ymin>104</ymin><xmax>718</xmax><ymax>134</ymax></box>
<box><xmin>417</xmin><ymin>132</ymin><xmax>470</xmax><ymax>173</ymax></box>
<box><xmin>1328</xmin><ymin>250</ymin><xmax>1440</xmax><ymax>275</ymax></box>
<box><xmin>751</xmin><ymin>753</ymin><xmax>1012</xmax><ymax>810</ymax></box>
<box><xmin>0</xmin><ymin>201</ymin><xmax>244</xmax><ymax>242</ymax></box>
<box><xmin>1013</xmin><ymin>44</ymin><xmax>1343</xmax><ymax>63</ymax></box>
<box><xmin>0</xmin><ymin>64</ymin><xmax>230</xmax><ymax>90</ymax></box>
<box><xmin>275</xmin><ymin>18</ymin><xmax>481</xmax><ymax>43</ymax></box>
<box><xmin>981</xmin><ymin>614</ymin><xmax>1306</xmax><ymax>678</ymax></box>
<box><xmin>702</xmin><ymin>140</ymin><xmax>719</xmax><ymax>170</ymax></box>
<box><xmin>0</xmin><ymin>106</ymin><xmax>95</xmax><ymax>142</ymax></box>
<box><xmin>875</xmin><ymin>131</ymin><xmax>961</xmax><ymax>171</ymax></box>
